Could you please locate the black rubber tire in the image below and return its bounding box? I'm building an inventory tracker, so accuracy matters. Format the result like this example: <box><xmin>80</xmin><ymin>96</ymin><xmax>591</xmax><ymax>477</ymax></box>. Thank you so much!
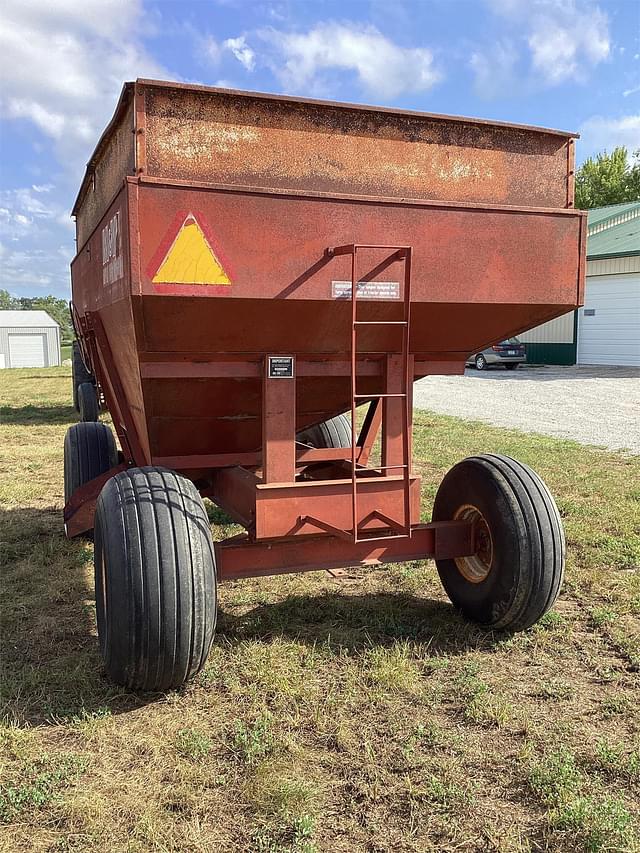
<box><xmin>72</xmin><ymin>341</ymin><xmax>93</xmax><ymax>412</ymax></box>
<box><xmin>432</xmin><ymin>454</ymin><xmax>565</xmax><ymax>632</ymax></box>
<box><xmin>475</xmin><ymin>354</ymin><xmax>487</xmax><ymax>370</ymax></box>
<box><xmin>78</xmin><ymin>382</ymin><xmax>99</xmax><ymax>422</ymax></box>
<box><xmin>504</xmin><ymin>363</ymin><xmax>519</xmax><ymax>371</ymax></box>
<box><xmin>297</xmin><ymin>414</ymin><xmax>352</xmax><ymax>448</ymax></box>
<box><xmin>94</xmin><ymin>467</ymin><xmax>217</xmax><ymax>691</ymax></box>
<box><xmin>64</xmin><ymin>422</ymin><xmax>118</xmax><ymax>505</ymax></box>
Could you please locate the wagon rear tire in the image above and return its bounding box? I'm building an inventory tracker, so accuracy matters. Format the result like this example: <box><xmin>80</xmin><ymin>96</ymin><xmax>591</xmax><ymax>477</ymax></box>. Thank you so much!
<box><xmin>297</xmin><ymin>414</ymin><xmax>351</xmax><ymax>448</ymax></box>
<box><xmin>64</xmin><ymin>422</ymin><xmax>118</xmax><ymax>505</ymax></box>
<box><xmin>94</xmin><ymin>467</ymin><xmax>217</xmax><ymax>691</ymax></box>
<box><xmin>432</xmin><ymin>454</ymin><xmax>565</xmax><ymax>632</ymax></box>
<box><xmin>78</xmin><ymin>382</ymin><xmax>99</xmax><ymax>422</ymax></box>
<box><xmin>72</xmin><ymin>341</ymin><xmax>93</xmax><ymax>412</ymax></box>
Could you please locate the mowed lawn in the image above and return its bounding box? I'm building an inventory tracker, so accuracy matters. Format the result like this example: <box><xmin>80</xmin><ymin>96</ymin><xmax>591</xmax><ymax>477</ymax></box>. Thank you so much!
<box><xmin>1</xmin><ymin>366</ymin><xmax>639</xmax><ymax>853</ymax></box>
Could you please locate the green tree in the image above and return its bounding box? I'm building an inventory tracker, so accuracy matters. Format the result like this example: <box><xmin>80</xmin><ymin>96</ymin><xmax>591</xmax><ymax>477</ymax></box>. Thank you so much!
<box><xmin>0</xmin><ymin>289</ymin><xmax>18</xmax><ymax>309</ymax></box>
<box><xmin>575</xmin><ymin>146</ymin><xmax>640</xmax><ymax>209</ymax></box>
<box><xmin>0</xmin><ymin>291</ymin><xmax>73</xmax><ymax>338</ymax></box>
<box><xmin>15</xmin><ymin>295</ymin><xmax>73</xmax><ymax>341</ymax></box>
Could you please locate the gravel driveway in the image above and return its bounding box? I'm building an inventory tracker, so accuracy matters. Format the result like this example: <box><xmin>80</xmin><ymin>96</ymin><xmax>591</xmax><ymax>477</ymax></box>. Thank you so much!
<box><xmin>413</xmin><ymin>365</ymin><xmax>640</xmax><ymax>453</ymax></box>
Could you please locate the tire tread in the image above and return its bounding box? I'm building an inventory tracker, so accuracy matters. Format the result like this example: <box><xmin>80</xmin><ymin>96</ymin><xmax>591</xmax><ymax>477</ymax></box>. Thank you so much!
<box><xmin>433</xmin><ymin>453</ymin><xmax>564</xmax><ymax>631</ymax></box>
<box><xmin>94</xmin><ymin>467</ymin><xmax>216</xmax><ymax>691</ymax></box>
<box><xmin>297</xmin><ymin>414</ymin><xmax>352</xmax><ymax>449</ymax></box>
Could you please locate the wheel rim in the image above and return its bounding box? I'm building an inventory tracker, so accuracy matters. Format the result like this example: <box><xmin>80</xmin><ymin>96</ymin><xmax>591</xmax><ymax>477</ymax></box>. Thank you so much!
<box><xmin>476</xmin><ymin>356</ymin><xmax>485</xmax><ymax>369</ymax></box>
<box><xmin>453</xmin><ymin>504</ymin><xmax>493</xmax><ymax>583</ymax></box>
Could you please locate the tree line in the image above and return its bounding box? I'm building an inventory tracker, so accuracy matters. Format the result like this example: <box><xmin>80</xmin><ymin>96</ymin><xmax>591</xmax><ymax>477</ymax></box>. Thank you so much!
<box><xmin>575</xmin><ymin>146</ymin><xmax>640</xmax><ymax>209</ymax></box>
<box><xmin>0</xmin><ymin>291</ymin><xmax>74</xmax><ymax>342</ymax></box>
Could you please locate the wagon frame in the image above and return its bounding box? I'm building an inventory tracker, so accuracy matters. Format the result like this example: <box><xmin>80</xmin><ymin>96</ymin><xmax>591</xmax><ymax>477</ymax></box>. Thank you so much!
<box><xmin>63</xmin><ymin>79</ymin><xmax>585</xmax><ymax>690</ymax></box>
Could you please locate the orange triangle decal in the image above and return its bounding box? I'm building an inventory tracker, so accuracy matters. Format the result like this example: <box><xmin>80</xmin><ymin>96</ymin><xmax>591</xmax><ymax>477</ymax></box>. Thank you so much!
<box><xmin>152</xmin><ymin>215</ymin><xmax>231</xmax><ymax>285</ymax></box>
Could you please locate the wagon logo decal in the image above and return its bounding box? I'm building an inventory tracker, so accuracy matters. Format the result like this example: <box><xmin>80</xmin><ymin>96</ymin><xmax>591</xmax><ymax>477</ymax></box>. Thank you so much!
<box><xmin>150</xmin><ymin>212</ymin><xmax>232</xmax><ymax>286</ymax></box>
<box><xmin>102</xmin><ymin>211</ymin><xmax>123</xmax><ymax>285</ymax></box>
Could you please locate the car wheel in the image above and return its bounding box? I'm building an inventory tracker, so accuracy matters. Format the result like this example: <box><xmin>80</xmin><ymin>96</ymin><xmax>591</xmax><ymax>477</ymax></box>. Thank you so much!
<box><xmin>475</xmin><ymin>354</ymin><xmax>487</xmax><ymax>370</ymax></box>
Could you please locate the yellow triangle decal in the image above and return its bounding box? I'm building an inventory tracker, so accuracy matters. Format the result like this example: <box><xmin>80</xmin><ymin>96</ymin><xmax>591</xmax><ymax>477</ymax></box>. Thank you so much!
<box><xmin>152</xmin><ymin>216</ymin><xmax>231</xmax><ymax>285</ymax></box>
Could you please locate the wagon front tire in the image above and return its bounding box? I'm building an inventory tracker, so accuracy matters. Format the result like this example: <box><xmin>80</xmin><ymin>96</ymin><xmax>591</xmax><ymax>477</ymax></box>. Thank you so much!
<box><xmin>94</xmin><ymin>467</ymin><xmax>217</xmax><ymax>691</ymax></box>
<box><xmin>64</xmin><ymin>422</ymin><xmax>118</xmax><ymax>505</ymax></box>
<box><xmin>432</xmin><ymin>454</ymin><xmax>565</xmax><ymax>632</ymax></box>
<box><xmin>78</xmin><ymin>382</ymin><xmax>99</xmax><ymax>422</ymax></box>
<box><xmin>72</xmin><ymin>341</ymin><xmax>93</xmax><ymax>412</ymax></box>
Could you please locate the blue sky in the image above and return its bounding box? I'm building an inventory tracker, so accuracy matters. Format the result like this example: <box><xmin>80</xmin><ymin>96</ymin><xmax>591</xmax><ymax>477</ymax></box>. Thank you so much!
<box><xmin>1</xmin><ymin>0</ymin><xmax>639</xmax><ymax>299</ymax></box>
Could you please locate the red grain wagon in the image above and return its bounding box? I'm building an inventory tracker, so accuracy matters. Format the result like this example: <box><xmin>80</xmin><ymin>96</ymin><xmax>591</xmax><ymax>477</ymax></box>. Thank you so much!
<box><xmin>65</xmin><ymin>79</ymin><xmax>585</xmax><ymax>690</ymax></box>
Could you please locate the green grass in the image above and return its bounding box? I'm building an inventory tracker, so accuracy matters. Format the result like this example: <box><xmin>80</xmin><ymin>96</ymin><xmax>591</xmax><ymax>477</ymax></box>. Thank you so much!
<box><xmin>0</xmin><ymin>366</ymin><xmax>639</xmax><ymax>852</ymax></box>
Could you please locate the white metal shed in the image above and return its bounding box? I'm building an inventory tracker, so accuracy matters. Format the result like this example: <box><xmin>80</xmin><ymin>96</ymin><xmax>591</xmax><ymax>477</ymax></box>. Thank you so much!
<box><xmin>577</xmin><ymin>202</ymin><xmax>640</xmax><ymax>367</ymax></box>
<box><xmin>0</xmin><ymin>310</ymin><xmax>61</xmax><ymax>368</ymax></box>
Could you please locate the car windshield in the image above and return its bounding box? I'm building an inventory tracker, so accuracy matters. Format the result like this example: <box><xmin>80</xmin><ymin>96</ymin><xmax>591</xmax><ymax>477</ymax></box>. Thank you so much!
<box><xmin>501</xmin><ymin>338</ymin><xmax>521</xmax><ymax>345</ymax></box>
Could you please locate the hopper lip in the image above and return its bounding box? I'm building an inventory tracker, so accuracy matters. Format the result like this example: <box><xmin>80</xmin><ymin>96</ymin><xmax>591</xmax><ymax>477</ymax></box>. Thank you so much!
<box><xmin>72</xmin><ymin>77</ymin><xmax>580</xmax><ymax>219</ymax></box>
<box><xmin>72</xmin><ymin>81</ymin><xmax>136</xmax><ymax>218</ymax></box>
<box><xmin>136</xmin><ymin>77</ymin><xmax>580</xmax><ymax>139</ymax></box>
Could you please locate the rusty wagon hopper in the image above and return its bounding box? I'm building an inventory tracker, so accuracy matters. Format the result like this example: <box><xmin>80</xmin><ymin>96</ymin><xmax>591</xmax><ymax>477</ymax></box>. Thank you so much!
<box><xmin>65</xmin><ymin>79</ymin><xmax>586</xmax><ymax>690</ymax></box>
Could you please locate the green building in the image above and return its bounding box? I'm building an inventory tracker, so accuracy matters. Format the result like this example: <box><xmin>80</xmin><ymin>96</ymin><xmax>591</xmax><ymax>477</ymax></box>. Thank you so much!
<box><xmin>519</xmin><ymin>201</ymin><xmax>640</xmax><ymax>367</ymax></box>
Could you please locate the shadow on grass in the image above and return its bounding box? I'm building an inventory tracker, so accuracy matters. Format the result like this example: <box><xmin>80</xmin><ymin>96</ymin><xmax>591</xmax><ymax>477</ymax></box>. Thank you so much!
<box><xmin>0</xmin><ymin>404</ymin><xmax>78</xmax><ymax>426</ymax></box>
<box><xmin>218</xmin><ymin>590</ymin><xmax>499</xmax><ymax>656</ymax></box>
<box><xmin>1</xmin><ymin>505</ymin><xmax>498</xmax><ymax>725</ymax></box>
<box><xmin>0</xmin><ymin>507</ymin><xmax>153</xmax><ymax>727</ymax></box>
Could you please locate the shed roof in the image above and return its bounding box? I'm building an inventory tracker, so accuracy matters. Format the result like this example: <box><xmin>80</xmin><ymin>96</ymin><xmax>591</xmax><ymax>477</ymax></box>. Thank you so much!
<box><xmin>587</xmin><ymin>201</ymin><xmax>639</xmax><ymax>229</ymax></box>
<box><xmin>0</xmin><ymin>310</ymin><xmax>59</xmax><ymax>328</ymax></box>
<box><xmin>587</xmin><ymin>202</ymin><xmax>640</xmax><ymax>260</ymax></box>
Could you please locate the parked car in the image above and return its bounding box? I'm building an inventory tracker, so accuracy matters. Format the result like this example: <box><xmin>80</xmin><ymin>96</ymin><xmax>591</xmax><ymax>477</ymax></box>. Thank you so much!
<box><xmin>466</xmin><ymin>337</ymin><xmax>526</xmax><ymax>370</ymax></box>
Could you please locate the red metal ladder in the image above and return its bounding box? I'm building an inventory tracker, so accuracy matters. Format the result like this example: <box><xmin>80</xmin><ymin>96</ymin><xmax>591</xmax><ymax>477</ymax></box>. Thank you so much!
<box><xmin>328</xmin><ymin>244</ymin><xmax>413</xmax><ymax>543</ymax></box>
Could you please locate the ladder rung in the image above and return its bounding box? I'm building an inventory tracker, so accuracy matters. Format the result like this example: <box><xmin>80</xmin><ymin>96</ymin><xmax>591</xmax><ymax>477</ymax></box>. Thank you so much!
<box><xmin>354</xmin><ymin>393</ymin><xmax>407</xmax><ymax>399</ymax></box>
<box><xmin>353</xmin><ymin>321</ymin><xmax>408</xmax><ymax>326</ymax></box>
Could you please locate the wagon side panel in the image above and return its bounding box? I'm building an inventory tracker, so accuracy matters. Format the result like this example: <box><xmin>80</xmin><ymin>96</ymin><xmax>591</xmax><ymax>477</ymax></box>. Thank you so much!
<box><xmin>70</xmin><ymin>185</ymin><xmax>150</xmax><ymax>464</ymax></box>
<box><xmin>133</xmin><ymin>181</ymin><xmax>584</xmax><ymax>461</ymax></box>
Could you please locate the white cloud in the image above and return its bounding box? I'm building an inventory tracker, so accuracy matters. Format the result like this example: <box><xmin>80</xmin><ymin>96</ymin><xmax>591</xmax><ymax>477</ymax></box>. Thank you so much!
<box><xmin>578</xmin><ymin>114</ymin><xmax>640</xmax><ymax>159</ymax></box>
<box><xmin>470</xmin><ymin>41</ymin><xmax>519</xmax><ymax>98</ymax></box>
<box><xmin>473</xmin><ymin>0</ymin><xmax>610</xmax><ymax>95</ymax></box>
<box><xmin>0</xmin><ymin>0</ymin><xmax>175</xmax><ymax>296</ymax></box>
<box><xmin>259</xmin><ymin>21</ymin><xmax>441</xmax><ymax>99</ymax></box>
<box><xmin>0</xmin><ymin>0</ymin><xmax>169</xmax><ymax>170</ymax></box>
<box><xmin>203</xmin><ymin>36</ymin><xmax>222</xmax><ymax>65</ymax></box>
<box><xmin>224</xmin><ymin>36</ymin><xmax>256</xmax><ymax>72</ymax></box>
<box><xmin>527</xmin><ymin>2</ymin><xmax>609</xmax><ymax>84</ymax></box>
<box><xmin>0</xmin><ymin>187</ymin><xmax>74</xmax><ymax>293</ymax></box>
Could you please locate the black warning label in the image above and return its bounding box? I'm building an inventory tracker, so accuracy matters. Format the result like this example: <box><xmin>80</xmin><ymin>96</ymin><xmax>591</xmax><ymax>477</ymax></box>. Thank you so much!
<box><xmin>268</xmin><ymin>356</ymin><xmax>294</xmax><ymax>378</ymax></box>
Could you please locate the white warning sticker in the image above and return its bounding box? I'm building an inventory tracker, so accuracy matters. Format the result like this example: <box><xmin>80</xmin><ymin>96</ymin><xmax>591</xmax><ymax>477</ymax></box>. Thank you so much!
<box><xmin>332</xmin><ymin>281</ymin><xmax>400</xmax><ymax>299</ymax></box>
